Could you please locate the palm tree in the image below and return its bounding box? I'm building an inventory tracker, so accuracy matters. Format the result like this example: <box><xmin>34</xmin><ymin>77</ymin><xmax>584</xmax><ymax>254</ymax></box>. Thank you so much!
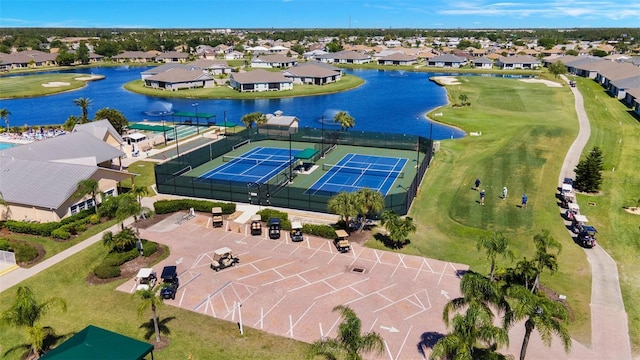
<box><xmin>0</xmin><ymin>286</ymin><xmax>67</xmax><ymax>358</ymax></box>
<box><xmin>115</xmin><ymin>193</ymin><xmax>141</xmax><ymax>231</ymax></box>
<box><xmin>380</xmin><ymin>210</ymin><xmax>416</xmax><ymax>248</ymax></box>
<box><xmin>443</xmin><ymin>271</ymin><xmax>511</xmax><ymax>328</ymax></box>
<box><xmin>241</xmin><ymin>111</ymin><xmax>267</xmax><ymax>133</ymax></box>
<box><xmin>135</xmin><ymin>288</ymin><xmax>164</xmax><ymax>343</ymax></box>
<box><xmin>309</xmin><ymin>305</ymin><xmax>384</xmax><ymax>360</ymax></box>
<box><xmin>131</xmin><ymin>184</ymin><xmax>150</xmax><ymax>208</ymax></box>
<box><xmin>531</xmin><ymin>230</ymin><xmax>562</xmax><ymax>293</ymax></box>
<box><xmin>506</xmin><ymin>285</ymin><xmax>571</xmax><ymax>360</ymax></box>
<box><xmin>74</xmin><ymin>179</ymin><xmax>101</xmax><ymax>213</ymax></box>
<box><xmin>73</xmin><ymin>97</ymin><xmax>92</xmax><ymax>123</ymax></box>
<box><xmin>354</xmin><ymin>188</ymin><xmax>384</xmax><ymax>231</ymax></box>
<box><xmin>102</xmin><ymin>228</ymin><xmax>137</xmax><ymax>253</ymax></box>
<box><xmin>327</xmin><ymin>192</ymin><xmax>358</xmax><ymax>230</ymax></box>
<box><xmin>477</xmin><ymin>232</ymin><xmax>514</xmax><ymax>281</ymax></box>
<box><xmin>0</xmin><ymin>108</ymin><xmax>11</xmax><ymax>132</ymax></box>
<box><xmin>334</xmin><ymin>111</ymin><xmax>355</xmax><ymax>131</ymax></box>
<box><xmin>431</xmin><ymin>304</ymin><xmax>509</xmax><ymax>360</ymax></box>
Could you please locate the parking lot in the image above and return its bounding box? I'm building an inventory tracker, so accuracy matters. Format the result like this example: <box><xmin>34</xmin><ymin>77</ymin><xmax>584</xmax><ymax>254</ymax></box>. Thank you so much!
<box><xmin>117</xmin><ymin>213</ymin><xmax>468</xmax><ymax>359</ymax></box>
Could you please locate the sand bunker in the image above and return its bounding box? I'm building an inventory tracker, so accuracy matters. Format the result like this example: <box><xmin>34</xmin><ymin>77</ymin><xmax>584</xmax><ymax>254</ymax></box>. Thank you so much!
<box><xmin>431</xmin><ymin>76</ymin><xmax>461</xmax><ymax>85</ymax></box>
<box><xmin>74</xmin><ymin>75</ymin><xmax>103</xmax><ymax>81</ymax></box>
<box><xmin>519</xmin><ymin>79</ymin><xmax>563</xmax><ymax>87</ymax></box>
<box><xmin>41</xmin><ymin>81</ymin><xmax>70</xmax><ymax>88</ymax></box>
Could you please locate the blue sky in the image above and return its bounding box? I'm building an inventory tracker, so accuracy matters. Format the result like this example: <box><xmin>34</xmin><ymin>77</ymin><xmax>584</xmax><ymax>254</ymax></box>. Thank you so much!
<box><xmin>1</xmin><ymin>0</ymin><xmax>638</xmax><ymax>29</ymax></box>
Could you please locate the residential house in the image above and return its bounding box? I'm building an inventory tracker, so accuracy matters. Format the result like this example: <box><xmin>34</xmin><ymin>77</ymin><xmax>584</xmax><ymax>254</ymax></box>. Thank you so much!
<box><xmin>472</xmin><ymin>57</ymin><xmax>494</xmax><ymax>69</ymax></box>
<box><xmin>188</xmin><ymin>59</ymin><xmax>232</xmax><ymax>75</ymax></box>
<box><xmin>496</xmin><ymin>55</ymin><xmax>541</xmax><ymax>69</ymax></box>
<box><xmin>0</xmin><ymin>132</ymin><xmax>133</xmax><ymax>222</ymax></box>
<box><xmin>624</xmin><ymin>87</ymin><xmax>640</xmax><ymax>115</ymax></box>
<box><xmin>112</xmin><ymin>51</ymin><xmax>156</xmax><ymax>63</ymax></box>
<box><xmin>282</xmin><ymin>62</ymin><xmax>342</xmax><ymax>85</ymax></box>
<box><xmin>229</xmin><ymin>69</ymin><xmax>293</xmax><ymax>92</ymax></box>
<box><xmin>140</xmin><ymin>63</ymin><xmax>186</xmax><ymax>80</ymax></box>
<box><xmin>377</xmin><ymin>53</ymin><xmax>417</xmax><ymax>66</ymax></box>
<box><xmin>251</xmin><ymin>54</ymin><xmax>297</xmax><ymax>68</ymax></box>
<box><xmin>72</xmin><ymin>120</ymin><xmax>125</xmax><ymax>151</ymax></box>
<box><xmin>224</xmin><ymin>51</ymin><xmax>244</xmax><ymax>60</ymax></box>
<box><xmin>0</xmin><ymin>50</ymin><xmax>57</xmax><ymax>70</ymax></box>
<box><xmin>327</xmin><ymin>50</ymin><xmax>372</xmax><ymax>64</ymax></box>
<box><xmin>427</xmin><ymin>54</ymin><xmax>467</xmax><ymax>68</ymax></box>
<box><xmin>155</xmin><ymin>51</ymin><xmax>189</xmax><ymax>63</ymax></box>
<box><xmin>143</xmin><ymin>68</ymin><xmax>214</xmax><ymax>90</ymax></box>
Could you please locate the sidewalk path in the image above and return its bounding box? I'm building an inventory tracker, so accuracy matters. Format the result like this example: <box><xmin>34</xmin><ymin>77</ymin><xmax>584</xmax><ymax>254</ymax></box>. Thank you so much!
<box><xmin>558</xmin><ymin>75</ymin><xmax>631</xmax><ymax>359</ymax></box>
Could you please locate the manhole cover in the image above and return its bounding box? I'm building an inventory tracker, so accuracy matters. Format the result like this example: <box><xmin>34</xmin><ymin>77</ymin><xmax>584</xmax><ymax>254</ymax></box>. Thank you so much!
<box><xmin>351</xmin><ymin>267</ymin><xmax>365</xmax><ymax>273</ymax></box>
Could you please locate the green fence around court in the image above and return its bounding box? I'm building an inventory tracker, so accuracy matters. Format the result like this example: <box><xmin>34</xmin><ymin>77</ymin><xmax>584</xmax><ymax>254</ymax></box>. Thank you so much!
<box><xmin>154</xmin><ymin>126</ymin><xmax>434</xmax><ymax>215</ymax></box>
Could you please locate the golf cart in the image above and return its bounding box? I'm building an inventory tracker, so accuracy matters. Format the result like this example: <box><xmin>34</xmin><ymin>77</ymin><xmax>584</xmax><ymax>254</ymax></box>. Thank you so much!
<box><xmin>250</xmin><ymin>215</ymin><xmax>262</xmax><ymax>236</ymax></box>
<box><xmin>160</xmin><ymin>266</ymin><xmax>179</xmax><ymax>300</ymax></box>
<box><xmin>333</xmin><ymin>229</ymin><xmax>351</xmax><ymax>253</ymax></box>
<box><xmin>210</xmin><ymin>247</ymin><xmax>239</xmax><ymax>272</ymax></box>
<box><xmin>290</xmin><ymin>221</ymin><xmax>304</xmax><ymax>242</ymax></box>
<box><xmin>578</xmin><ymin>225</ymin><xmax>597</xmax><ymax>248</ymax></box>
<box><xmin>135</xmin><ymin>268</ymin><xmax>157</xmax><ymax>291</ymax></box>
<box><xmin>564</xmin><ymin>202</ymin><xmax>580</xmax><ymax>221</ymax></box>
<box><xmin>571</xmin><ymin>214</ymin><xmax>589</xmax><ymax>233</ymax></box>
<box><xmin>269</xmin><ymin>218</ymin><xmax>281</xmax><ymax>240</ymax></box>
<box><xmin>211</xmin><ymin>207</ymin><xmax>223</xmax><ymax>228</ymax></box>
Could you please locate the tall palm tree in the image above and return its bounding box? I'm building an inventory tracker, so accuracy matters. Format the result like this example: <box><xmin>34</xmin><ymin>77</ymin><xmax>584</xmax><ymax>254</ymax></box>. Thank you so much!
<box><xmin>477</xmin><ymin>232</ymin><xmax>514</xmax><ymax>281</ymax></box>
<box><xmin>443</xmin><ymin>271</ymin><xmax>511</xmax><ymax>328</ymax></box>
<box><xmin>333</xmin><ymin>111</ymin><xmax>355</xmax><ymax>131</ymax></box>
<box><xmin>0</xmin><ymin>108</ymin><xmax>11</xmax><ymax>132</ymax></box>
<box><xmin>102</xmin><ymin>228</ymin><xmax>137</xmax><ymax>253</ymax></box>
<box><xmin>309</xmin><ymin>305</ymin><xmax>384</xmax><ymax>360</ymax></box>
<box><xmin>115</xmin><ymin>193</ymin><xmax>141</xmax><ymax>231</ymax></box>
<box><xmin>74</xmin><ymin>179</ymin><xmax>101</xmax><ymax>213</ymax></box>
<box><xmin>73</xmin><ymin>97</ymin><xmax>92</xmax><ymax>123</ymax></box>
<box><xmin>354</xmin><ymin>188</ymin><xmax>384</xmax><ymax>231</ymax></box>
<box><xmin>241</xmin><ymin>111</ymin><xmax>267</xmax><ymax>133</ymax></box>
<box><xmin>136</xmin><ymin>288</ymin><xmax>164</xmax><ymax>343</ymax></box>
<box><xmin>380</xmin><ymin>210</ymin><xmax>416</xmax><ymax>248</ymax></box>
<box><xmin>131</xmin><ymin>184</ymin><xmax>150</xmax><ymax>208</ymax></box>
<box><xmin>327</xmin><ymin>192</ymin><xmax>358</xmax><ymax>230</ymax></box>
<box><xmin>0</xmin><ymin>286</ymin><xmax>67</xmax><ymax>358</ymax></box>
<box><xmin>507</xmin><ymin>285</ymin><xmax>571</xmax><ymax>360</ymax></box>
<box><xmin>431</xmin><ymin>304</ymin><xmax>509</xmax><ymax>360</ymax></box>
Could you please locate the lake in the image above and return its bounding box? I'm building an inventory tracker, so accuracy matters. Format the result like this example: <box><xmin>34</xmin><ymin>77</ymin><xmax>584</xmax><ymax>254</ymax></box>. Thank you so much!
<box><xmin>0</xmin><ymin>67</ymin><xmax>466</xmax><ymax>140</ymax></box>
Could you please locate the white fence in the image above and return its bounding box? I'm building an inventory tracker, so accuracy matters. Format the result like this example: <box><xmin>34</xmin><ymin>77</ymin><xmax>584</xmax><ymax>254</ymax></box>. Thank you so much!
<box><xmin>0</xmin><ymin>250</ymin><xmax>16</xmax><ymax>266</ymax></box>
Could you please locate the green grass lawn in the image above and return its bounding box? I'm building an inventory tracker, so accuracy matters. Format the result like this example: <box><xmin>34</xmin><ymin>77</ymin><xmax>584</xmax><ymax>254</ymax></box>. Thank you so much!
<box><xmin>366</xmin><ymin>75</ymin><xmax>595</xmax><ymax>343</ymax></box>
<box><xmin>0</xmin><ymin>73</ymin><xmax>97</xmax><ymax>98</ymax></box>
<box><xmin>121</xmin><ymin>161</ymin><xmax>157</xmax><ymax>193</ymax></box>
<box><xmin>123</xmin><ymin>73</ymin><xmax>364</xmax><ymax>99</ymax></box>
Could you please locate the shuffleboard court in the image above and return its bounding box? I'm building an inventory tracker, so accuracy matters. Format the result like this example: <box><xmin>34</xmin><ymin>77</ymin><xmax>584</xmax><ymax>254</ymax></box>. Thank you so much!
<box><xmin>198</xmin><ymin>147</ymin><xmax>301</xmax><ymax>184</ymax></box>
<box><xmin>306</xmin><ymin>153</ymin><xmax>407</xmax><ymax>196</ymax></box>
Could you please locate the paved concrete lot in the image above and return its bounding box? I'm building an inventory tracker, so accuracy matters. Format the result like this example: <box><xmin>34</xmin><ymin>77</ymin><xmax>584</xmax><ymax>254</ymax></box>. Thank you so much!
<box><xmin>118</xmin><ymin>214</ymin><xmax>468</xmax><ymax>359</ymax></box>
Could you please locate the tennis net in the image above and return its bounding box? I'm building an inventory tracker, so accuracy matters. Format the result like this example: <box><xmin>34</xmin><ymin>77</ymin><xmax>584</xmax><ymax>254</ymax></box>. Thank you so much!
<box><xmin>223</xmin><ymin>155</ymin><xmax>290</xmax><ymax>167</ymax></box>
<box><xmin>322</xmin><ymin>163</ymin><xmax>404</xmax><ymax>178</ymax></box>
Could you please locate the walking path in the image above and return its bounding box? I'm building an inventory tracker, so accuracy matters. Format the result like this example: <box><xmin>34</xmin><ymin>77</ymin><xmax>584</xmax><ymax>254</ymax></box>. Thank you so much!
<box><xmin>557</xmin><ymin>75</ymin><xmax>631</xmax><ymax>359</ymax></box>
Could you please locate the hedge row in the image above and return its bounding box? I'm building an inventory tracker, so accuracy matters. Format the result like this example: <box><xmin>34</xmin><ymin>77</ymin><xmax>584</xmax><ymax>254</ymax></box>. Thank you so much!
<box><xmin>93</xmin><ymin>239</ymin><xmax>158</xmax><ymax>279</ymax></box>
<box><xmin>302</xmin><ymin>224</ymin><xmax>337</xmax><ymax>239</ymax></box>
<box><xmin>5</xmin><ymin>210</ymin><xmax>94</xmax><ymax>238</ymax></box>
<box><xmin>154</xmin><ymin>199</ymin><xmax>236</xmax><ymax>215</ymax></box>
<box><xmin>256</xmin><ymin>209</ymin><xmax>291</xmax><ymax>230</ymax></box>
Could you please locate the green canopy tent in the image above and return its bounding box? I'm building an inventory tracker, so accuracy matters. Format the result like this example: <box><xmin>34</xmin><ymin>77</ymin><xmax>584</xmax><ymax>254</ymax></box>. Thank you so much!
<box><xmin>40</xmin><ymin>325</ymin><xmax>154</xmax><ymax>360</ymax></box>
<box><xmin>171</xmin><ymin>111</ymin><xmax>217</xmax><ymax>129</ymax></box>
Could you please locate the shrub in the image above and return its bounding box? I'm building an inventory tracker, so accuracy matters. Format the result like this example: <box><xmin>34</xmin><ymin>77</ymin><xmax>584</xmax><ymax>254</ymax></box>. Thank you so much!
<box><xmin>141</xmin><ymin>240</ymin><xmax>157</xmax><ymax>257</ymax></box>
<box><xmin>154</xmin><ymin>199</ymin><xmax>235</xmax><ymax>215</ymax></box>
<box><xmin>12</xmin><ymin>242</ymin><xmax>39</xmax><ymax>263</ymax></box>
<box><xmin>94</xmin><ymin>264</ymin><xmax>121</xmax><ymax>279</ymax></box>
<box><xmin>59</xmin><ymin>209</ymin><xmax>93</xmax><ymax>225</ymax></box>
<box><xmin>103</xmin><ymin>248</ymin><xmax>139</xmax><ymax>266</ymax></box>
<box><xmin>257</xmin><ymin>209</ymin><xmax>291</xmax><ymax>230</ymax></box>
<box><xmin>0</xmin><ymin>238</ymin><xmax>10</xmax><ymax>251</ymax></box>
<box><xmin>302</xmin><ymin>224</ymin><xmax>337</xmax><ymax>239</ymax></box>
<box><xmin>4</xmin><ymin>221</ymin><xmax>60</xmax><ymax>236</ymax></box>
<box><xmin>89</xmin><ymin>214</ymin><xmax>100</xmax><ymax>225</ymax></box>
<box><xmin>51</xmin><ymin>228</ymin><xmax>71</xmax><ymax>240</ymax></box>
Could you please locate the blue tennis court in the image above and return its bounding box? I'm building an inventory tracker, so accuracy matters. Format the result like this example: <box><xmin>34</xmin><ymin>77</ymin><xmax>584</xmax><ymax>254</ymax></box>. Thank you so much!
<box><xmin>306</xmin><ymin>154</ymin><xmax>407</xmax><ymax>196</ymax></box>
<box><xmin>198</xmin><ymin>147</ymin><xmax>300</xmax><ymax>184</ymax></box>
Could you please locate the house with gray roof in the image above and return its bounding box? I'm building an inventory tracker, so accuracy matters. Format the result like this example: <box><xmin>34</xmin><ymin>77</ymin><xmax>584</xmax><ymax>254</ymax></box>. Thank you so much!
<box><xmin>594</xmin><ymin>62</ymin><xmax>640</xmax><ymax>91</ymax></box>
<box><xmin>143</xmin><ymin>68</ymin><xmax>214</xmax><ymax>91</ymax></box>
<box><xmin>623</xmin><ymin>87</ymin><xmax>640</xmax><ymax>116</ymax></box>
<box><xmin>188</xmin><ymin>59</ymin><xmax>232</xmax><ymax>75</ymax></box>
<box><xmin>427</xmin><ymin>54</ymin><xmax>467</xmax><ymax>68</ymax></box>
<box><xmin>140</xmin><ymin>63</ymin><xmax>187</xmax><ymax>80</ymax></box>
<box><xmin>329</xmin><ymin>51</ymin><xmax>371</xmax><ymax>65</ymax></box>
<box><xmin>610</xmin><ymin>76</ymin><xmax>640</xmax><ymax>100</ymax></box>
<box><xmin>0</xmin><ymin>132</ymin><xmax>133</xmax><ymax>222</ymax></box>
<box><xmin>72</xmin><ymin>120</ymin><xmax>125</xmax><ymax>151</ymax></box>
<box><xmin>112</xmin><ymin>51</ymin><xmax>157</xmax><ymax>63</ymax></box>
<box><xmin>496</xmin><ymin>55</ymin><xmax>541</xmax><ymax>69</ymax></box>
<box><xmin>0</xmin><ymin>50</ymin><xmax>57</xmax><ymax>70</ymax></box>
<box><xmin>155</xmin><ymin>51</ymin><xmax>189</xmax><ymax>63</ymax></box>
<box><xmin>472</xmin><ymin>57</ymin><xmax>494</xmax><ymax>69</ymax></box>
<box><xmin>282</xmin><ymin>63</ymin><xmax>342</xmax><ymax>85</ymax></box>
<box><xmin>251</xmin><ymin>54</ymin><xmax>298</xmax><ymax>68</ymax></box>
<box><xmin>377</xmin><ymin>53</ymin><xmax>417</xmax><ymax>66</ymax></box>
<box><xmin>229</xmin><ymin>69</ymin><xmax>293</xmax><ymax>92</ymax></box>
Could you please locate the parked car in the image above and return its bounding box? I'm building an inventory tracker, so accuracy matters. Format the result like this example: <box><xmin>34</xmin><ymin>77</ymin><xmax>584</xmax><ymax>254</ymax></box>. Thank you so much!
<box><xmin>269</xmin><ymin>218</ymin><xmax>281</xmax><ymax>240</ymax></box>
<box><xmin>210</xmin><ymin>247</ymin><xmax>239</xmax><ymax>272</ymax></box>
<box><xmin>160</xmin><ymin>266</ymin><xmax>179</xmax><ymax>300</ymax></box>
<box><xmin>290</xmin><ymin>221</ymin><xmax>304</xmax><ymax>242</ymax></box>
<box><xmin>135</xmin><ymin>268</ymin><xmax>157</xmax><ymax>291</ymax></box>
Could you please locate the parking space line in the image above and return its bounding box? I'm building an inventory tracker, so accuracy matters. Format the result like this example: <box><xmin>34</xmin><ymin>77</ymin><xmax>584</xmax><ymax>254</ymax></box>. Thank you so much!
<box><xmin>287</xmin><ymin>272</ymin><xmax>341</xmax><ymax>293</ymax></box>
<box><xmin>369</xmin><ymin>316</ymin><xmax>379</xmax><ymax>333</ymax></box>
<box><xmin>393</xmin><ymin>324</ymin><xmax>413</xmax><ymax>360</ymax></box>
<box><xmin>398</xmin><ymin>253</ymin><xmax>408</xmax><ymax>268</ymax></box>
<box><xmin>253</xmin><ymin>294</ymin><xmax>288</xmax><ymax>327</ymax></box>
<box><xmin>326</xmin><ymin>316</ymin><xmax>342</xmax><ymax>338</ymax></box>
<box><xmin>344</xmin><ymin>283</ymin><xmax>396</xmax><ymax>305</ymax></box>
<box><xmin>288</xmin><ymin>301</ymin><xmax>316</xmax><ymax>337</ymax></box>
<box><xmin>384</xmin><ymin>340</ymin><xmax>394</xmax><ymax>360</ymax></box>
<box><xmin>262</xmin><ymin>266</ymin><xmax>318</xmax><ymax>287</ymax></box>
<box><xmin>404</xmin><ymin>290</ymin><xmax>431</xmax><ymax>320</ymax></box>
<box><xmin>315</xmin><ymin>277</ymin><xmax>370</xmax><ymax>300</ymax></box>
<box><xmin>437</xmin><ymin>263</ymin><xmax>448</xmax><ymax>285</ymax></box>
<box><xmin>194</xmin><ymin>280</ymin><xmax>231</xmax><ymax>311</ymax></box>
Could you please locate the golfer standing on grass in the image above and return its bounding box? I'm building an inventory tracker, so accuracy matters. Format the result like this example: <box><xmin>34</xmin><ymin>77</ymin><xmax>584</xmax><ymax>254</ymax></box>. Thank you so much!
<box><xmin>480</xmin><ymin>189</ymin><xmax>486</xmax><ymax>205</ymax></box>
<box><xmin>502</xmin><ymin>186</ymin><xmax>508</xmax><ymax>200</ymax></box>
<box><xmin>475</xmin><ymin>178</ymin><xmax>481</xmax><ymax>190</ymax></box>
<box><xmin>521</xmin><ymin>193</ymin><xmax>528</xmax><ymax>208</ymax></box>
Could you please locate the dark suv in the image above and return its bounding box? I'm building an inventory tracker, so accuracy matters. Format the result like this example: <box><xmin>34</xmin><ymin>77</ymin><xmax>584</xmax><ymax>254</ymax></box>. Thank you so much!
<box><xmin>160</xmin><ymin>266</ymin><xmax>179</xmax><ymax>300</ymax></box>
